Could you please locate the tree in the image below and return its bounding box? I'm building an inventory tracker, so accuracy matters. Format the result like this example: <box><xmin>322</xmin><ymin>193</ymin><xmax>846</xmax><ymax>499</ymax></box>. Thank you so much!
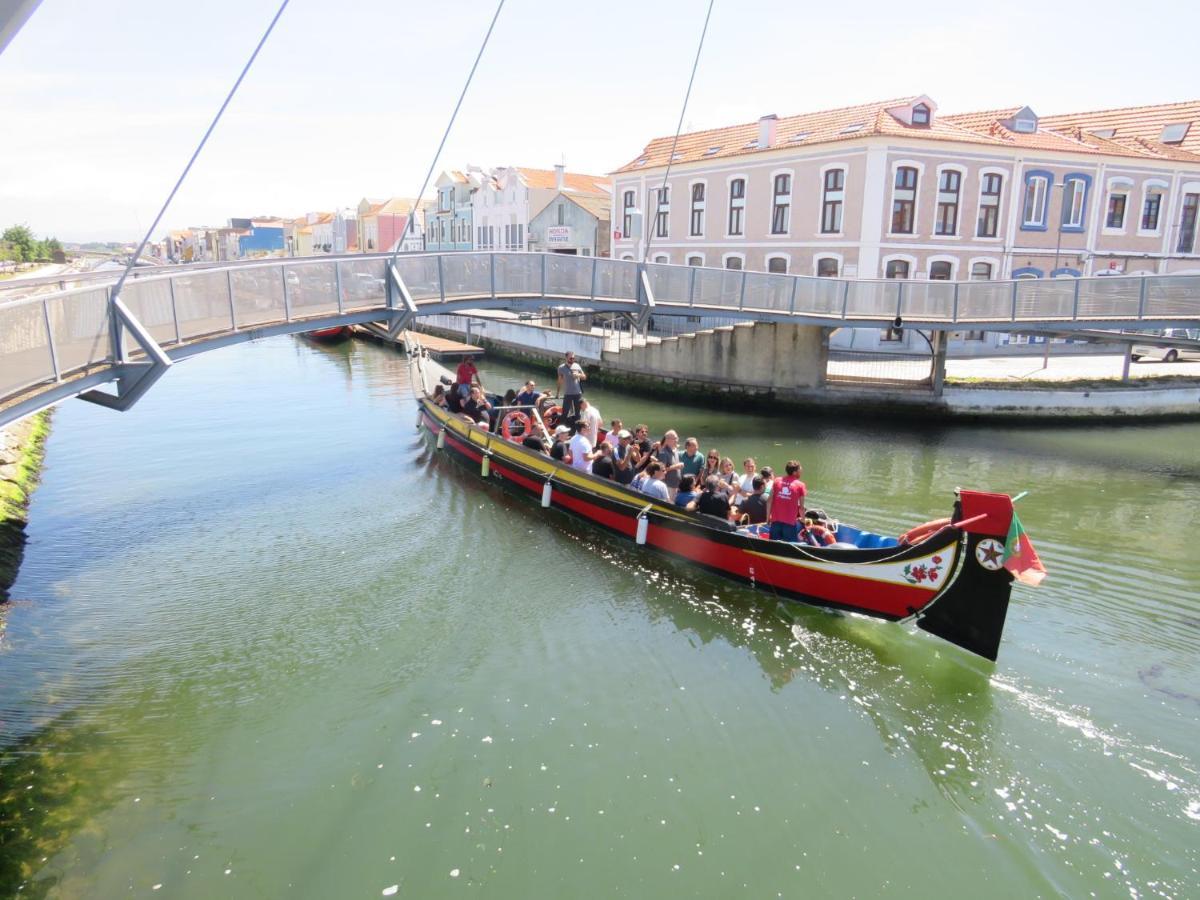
<box><xmin>2</xmin><ymin>225</ymin><xmax>37</xmax><ymax>262</ymax></box>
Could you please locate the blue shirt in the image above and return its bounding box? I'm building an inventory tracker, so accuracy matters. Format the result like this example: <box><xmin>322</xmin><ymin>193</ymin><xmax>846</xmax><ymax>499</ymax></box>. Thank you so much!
<box><xmin>674</xmin><ymin>490</ymin><xmax>697</xmax><ymax>508</ymax></box>
<box><xmin>515</xmin><ymin>390</ymin><xmax>540</xmax><ymax>407</ymax></box>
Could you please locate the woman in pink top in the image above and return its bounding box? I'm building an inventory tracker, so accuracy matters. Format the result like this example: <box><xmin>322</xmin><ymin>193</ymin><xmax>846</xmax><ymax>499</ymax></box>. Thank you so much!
<box><xmin>765</xmin><ymin>460</ymin><xmax>806</xmax><ymax>543</ymax></box>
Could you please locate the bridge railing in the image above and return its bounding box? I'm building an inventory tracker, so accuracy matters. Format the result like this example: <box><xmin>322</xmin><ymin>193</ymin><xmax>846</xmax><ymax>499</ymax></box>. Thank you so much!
<box><xmin>3</xmin><ymin>251</ymin><xmax>1200</xmax><ymax>421</ymax></box>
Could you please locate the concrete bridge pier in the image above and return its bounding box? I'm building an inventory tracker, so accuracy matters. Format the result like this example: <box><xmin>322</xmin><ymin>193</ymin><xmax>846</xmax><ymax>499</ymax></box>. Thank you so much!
<box><xmin>596</xmin><ymin>321</ymin><xmax>830</xmax><ymax>401</ymax></box>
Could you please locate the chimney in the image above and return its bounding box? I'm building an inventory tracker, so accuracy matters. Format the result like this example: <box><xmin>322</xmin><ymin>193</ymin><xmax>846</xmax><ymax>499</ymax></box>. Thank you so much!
<box><xmin>554</xmin><ymin>163</ymin><xmax>565</xmax><ymax>190</ymax></box>
<box><xmin>758</xmin><ymin>114</ymin><xmax>778</xmax><ymax>149</ymax></box>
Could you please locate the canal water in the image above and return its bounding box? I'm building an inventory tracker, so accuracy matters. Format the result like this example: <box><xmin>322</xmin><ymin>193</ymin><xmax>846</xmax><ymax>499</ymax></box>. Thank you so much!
<box><xmin>1</xmin><ymin>336</ymin><xmax>1197</xmax><ymax>898</ymax></box>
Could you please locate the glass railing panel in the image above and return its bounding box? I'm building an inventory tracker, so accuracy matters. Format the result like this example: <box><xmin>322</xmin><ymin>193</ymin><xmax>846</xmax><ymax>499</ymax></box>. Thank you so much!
<box><xmin>337</xmin><ymin>258</ymin><xmax>387</xmax><ymax>310</ymax></box>
<box><xmin>692</xmin><ymin>267</ymin><xmax>742</xmax><ymax>308</ymax></box>
<box><xmin>1143</xmin><ymin>274</ymin><xmax>1200</xmax><ymax>319</ymax></box>
<box><xmin>1074</xmin><ymin>276</ymin><xmax>1139</xmax><ymax>320</ymax></box>
<box><xmin>1014</xmin><ymin>278</ymin><xmax>1074</xmax><ymax>319</ymax></box>
<box><xmin>645</xmin><ymin>262</ymin><xmax>691</xmax><ymax>306</ymax></box>
<box><xmin>0</xmin><ymin>300</ymin><xmax>55</xmax><ymax>398</ymax></box>
<box><xmin>393</xmin><ymin>255</ymin><xmax>442</xmax><ymax>301</ymax></box>
<box><xmin>493</xmin><ymin>253</ymin><xmax>541</xmax><ymax>296</ymax></box>
<box><xmin>120</xmin><ymin>279</ymin><xmax>178</xmax><ymax>347</ymax></box>
<box><xmin>592</xmin><ymin>259</ymin><xmax>637</xmax><ymax>302</ymax></box>
<box><xmin>956</xmin><ymin>281</ymin><xmax>1012</xmax><ymax>321</ymax></box>
<box><xmin>230</xmin><ymin>265</ymin><xmax>286</xmax><ymax>327</ymax></box>
<box><xmin>288</xmin><ymin>262</ymin><xmax>338</xmax><ymax>316</ymax></box>
<box><xmin>792</xmin><ymin>277</ymin><xmax>843</xmax><ymax>316</ymax></box>
<box><xmin>545</xmin><ymin>255</ymin><xmax>593</xmax><ymax>297</ymax></box>
<box><xmin>843</xmin><ymin>280</ymin><xmax>899</xmax><ymax>319</ymax></box>
<box><xmin>900</xmin><ymin>281</ymin><xmax>956</xmax><ymax>320</ymax></box>
<box><xmin>174</xmin><ymin>270</ymin><xmax>234</xmax><ymax>340</ymax></box>
<box><xmin>741</xmin><ymin>272</ymin><xmax>793</xmax><ymax>313</ymax></box>
<box><xmin>441</xmin><ymin>253</ymin><xmax>491</xmax><ymax>299</ymax></box>
<box><xmin>39</xmin><ymin>288</ymin><xmax>112</xmax><ymax>378</ymax></box>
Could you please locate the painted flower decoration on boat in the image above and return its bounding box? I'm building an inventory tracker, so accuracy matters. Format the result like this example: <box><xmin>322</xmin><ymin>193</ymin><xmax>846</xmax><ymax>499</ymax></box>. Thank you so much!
<box><xmin>902</xmin><ymin>556</ymin><xmax>944</xmax><ymax>586</ymax></box>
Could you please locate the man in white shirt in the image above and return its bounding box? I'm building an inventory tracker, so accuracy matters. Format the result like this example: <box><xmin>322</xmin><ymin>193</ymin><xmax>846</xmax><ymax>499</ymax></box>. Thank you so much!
<box><xmin>568</xmin><ymin>421</ymin><xmax>601</xmax><ymax>474</ymax></box>
<box><xmin>578</xmin><ymin>398</ymin><xmax>603</xmax><ymax>446</ymax></box>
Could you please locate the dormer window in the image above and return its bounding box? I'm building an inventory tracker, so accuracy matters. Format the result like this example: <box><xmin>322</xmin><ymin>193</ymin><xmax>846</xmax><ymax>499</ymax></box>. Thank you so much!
<box><xmin>1160</xmin><ymin>123</ymin><xmax>1190</xmax><ymax>145</ymax></box>
<box><xmin>704</xmin><ymin>146</ymin><xmax>722</xmax><ymax>156</ymax></box>
<box><xmin>912</xmin><ymin>103</ymin><xmax>931</xmax><ymax>126</ymax></box>
<box><xmin>840</xmin><ymin>122</ymin><xmax>864</xmax><ymax>134</ymax></box>
<box><xmin>1013</xmin><ymin>118</ymin><xmax>1037</xmax><ymax>133</ymax></box>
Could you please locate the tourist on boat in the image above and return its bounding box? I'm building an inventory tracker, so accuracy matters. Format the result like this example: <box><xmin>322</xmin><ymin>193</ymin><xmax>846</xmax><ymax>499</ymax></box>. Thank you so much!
<box><xmin>702</xmin><ymin>450</ymin><xmax>721</xmax><ymax>482</ymax></box>
<box><xmin>716</xmin><ymin>457</ymin><xmax>740</xmax><ymax>498</ymax></box>
<box><xmin>514</xmin><ymin>380</ymin><xmax>542</xmax><ymax>412</ymax></box>
<box><xmin>578</xmin><ymin>398</ymin><xmax>603</xmax><ymax>446</ymax></box>
<box><xmin>639</xmin><ymin>461</ymin><xmax>671</xmax><ymax>502</ymax></box>
<box><xmin>654</xmin><ymin>430</ymin><xmax>685</xmax><ymax>498</ymax></box>
<box><xmin>696</xmin><ymin>475</ymin><xmax>732</xmax><ymax>520</ymax></box>
<box><xmin>431</xmin><ymin>384</ymin><xmax>448</xmax><ymax>408</ymax></box>
<box><xmin>550</xmin><ymin>424</ymin><xmax>571</xmax><ymax>463</ymax></box>
<box><xmin>674</xmin><ymin>475</ymin><xmax>699</xmax><ymax>510</ymax></box>
<box><xmin>738</xmin><ymin>458</ymin><xmax>757</xmax><ymax>495</ymax></box>
<box><xmin>463</xmin><ymin>386</ymin><xmax>493</xmax><ymax>427</ymax></box>
<box><xmin>455</xmin><ymin>355</ymin><xmax>482</xmax><ymax>399</ymax></box>
<box><xmin>759</xmin><ymin>466</ymin><xmax>775</xmax><ymax>497</ymax></box>
<box><xmin>800</xmin><ymin>510</ymin><xmax>837</xmax><ymax>546</ymax></box>
<box><xmin>604</xmin><ymin>419</ymin><xmax>624</xmax><ymax>452</ymax></box>
<box><xmin>633</xmin><ymin>424</ymin><xmax>652</xmax><ymax>457</ymax></box>
<box><xmin>680</xmin><ymin>438</ymin><xmax>704</xmax><ymax>478</ymax></box>
<box><xmin>738</xmin><ymin>476</ymin><xmax>769</xmax><ymax>525</ymax></box>
<box><xmin>591</xmin><ymin>441</ymin><xmax>616</xmax><ymax>480</ymax></box>
<box><xmin>765</xmin><ymin>461</ymin><xmax>806</xmax><ymax>542</ymax></box>
<box><xmin>557</xmin><ymin>351</ymin><xmax>587</xmax><ymax>427</ymax></box>
<box><xmin>522</xmin><ymin>419</ymin><xmax>549</xmax><ymax>454</ymax></box>
<box><xmin>568</xmin><ymin>420</ymin><xmax>601</xmax><ymax>474</ymax></box>
<box><xmin>613</xmin><ymin>431</ymin><xmax>638</xmax><ymax>484</ymax></box>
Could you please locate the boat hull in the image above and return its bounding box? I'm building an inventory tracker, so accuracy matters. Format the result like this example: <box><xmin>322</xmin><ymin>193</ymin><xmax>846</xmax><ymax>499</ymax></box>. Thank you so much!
<box><xmin>417</xmin><ymin>400</ymin><xmax>1016</xmax><ymax>659</ymax></box>
<box><xmin>306</xmin><ymin>326</ymin><xmax>353</xmax><ymax>343</ymax></box>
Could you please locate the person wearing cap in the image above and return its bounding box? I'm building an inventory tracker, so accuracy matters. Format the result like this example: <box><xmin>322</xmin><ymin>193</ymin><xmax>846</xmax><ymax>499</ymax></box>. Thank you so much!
<box><xmin>612</xmin><ymin>430</ymin><xmax>637</xmax><ymax>485</ymax></box>
<box><xmin>549</xmin><ymin>424</ymin><xmax>572</xmax><ymax>463</ymax></box>
<box><xmin>514</xmin><ymin>379</ymin><xmax>542</xmax><ymax>413</ymax></box>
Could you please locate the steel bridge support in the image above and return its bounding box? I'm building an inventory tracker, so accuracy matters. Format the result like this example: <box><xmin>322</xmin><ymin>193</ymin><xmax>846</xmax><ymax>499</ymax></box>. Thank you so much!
<box><xmin>635</xmin><ymin>265</ymin><xmax>656</xmax><ymax>333</ymax></box>
<box><xmin>384</xmin><ymin>263</ymin><xmax>420</xmax><ymax>340</ymax></box>
<box><xmin>78</xmin><ymin>294</ymin><xmax>173</xmax><ymax>413</ymax></box>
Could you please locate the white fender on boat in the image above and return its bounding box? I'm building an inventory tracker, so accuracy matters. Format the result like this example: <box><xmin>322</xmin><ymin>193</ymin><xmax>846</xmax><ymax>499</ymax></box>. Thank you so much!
<box><xmin>481</xmin><ymin>454</ymin><xmax>490</xmax><ymax>477</ymax></box>
<box><xmin>636</xmin><ymin>515</ymin><xmax>649</xmax><ymax>546</ymax></box>
<box><xmin>436</xmin><ymin>428</ymin><xmax>445</xmax><ymax>450</ymax></box>
<box><xmin>415</xmin><ymin>412</ymin><xmax>422</xmax><ymax>430</ymax></box>
<box><xmin>541</xmin><ymin>481</ymin><xmax>553</xmax><ymax>508</ymax></box>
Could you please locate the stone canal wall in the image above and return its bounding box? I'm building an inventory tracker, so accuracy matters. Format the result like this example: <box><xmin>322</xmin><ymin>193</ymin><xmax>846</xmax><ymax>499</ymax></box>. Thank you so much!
<box><xmin>1</xmin><ymin>412</ymin><xmax>50</xmax><ymax>601</ymax></box>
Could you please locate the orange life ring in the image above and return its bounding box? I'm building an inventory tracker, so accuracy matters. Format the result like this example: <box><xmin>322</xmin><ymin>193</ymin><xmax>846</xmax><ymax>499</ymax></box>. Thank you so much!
<box><xmin>501</xmin><ymin>410</ymin><xmax>532</xmax><ymax>441</ymax></box>
<box><xmin>899</xmin><ymin>517</ymin><xmax>952</xmax><ymax>546</ymax></box>
<box><xmin>541</xmin><ymin>404</ymin><xmax>562</xmax><ymax>429</ymax></box>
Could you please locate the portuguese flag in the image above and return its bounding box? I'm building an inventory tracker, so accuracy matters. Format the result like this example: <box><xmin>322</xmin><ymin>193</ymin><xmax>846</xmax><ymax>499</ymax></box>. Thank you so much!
<box><xmin>1003</xmin><ymin>510</ymin><xmax>1046</xmax><ymax>586</ymax></box>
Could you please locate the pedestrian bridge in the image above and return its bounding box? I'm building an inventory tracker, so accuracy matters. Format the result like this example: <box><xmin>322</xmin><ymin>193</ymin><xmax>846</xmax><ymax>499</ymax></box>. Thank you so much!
<box><xmin>2</xmin><ymin>251</ymin><xmax>1199</xmax><ymax>427</ymax></box>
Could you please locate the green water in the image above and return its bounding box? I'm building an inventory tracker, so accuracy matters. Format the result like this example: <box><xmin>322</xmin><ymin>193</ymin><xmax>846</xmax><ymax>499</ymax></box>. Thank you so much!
<box><xmin>1</xmin><ymin>337</ymin><xmax>1197</xmax><ymax>898</ymax></box>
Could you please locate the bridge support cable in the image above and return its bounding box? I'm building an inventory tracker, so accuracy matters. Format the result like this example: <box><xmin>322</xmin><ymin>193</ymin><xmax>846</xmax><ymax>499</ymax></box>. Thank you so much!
<box><xmin>390</xmin><ymin>0</ymin><xmax>507</xmax><ymax>264</ymax></box>
<box><xmin>642</xmin><ymin>0</ymin><xmax>715</xmax><ymax>264</ymax></box>
<box><xmin>78</xmin><ymin>298</ymin><xmax>173</xmax><ymax>412</ymax></box>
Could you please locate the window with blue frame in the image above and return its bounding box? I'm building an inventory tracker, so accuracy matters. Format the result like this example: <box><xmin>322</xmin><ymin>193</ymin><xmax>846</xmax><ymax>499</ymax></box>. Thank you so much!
<box><xmin>1022</xmin><ymin>171</ymin><xmax>1052</xmax><ymax>230</ymax></box>
<box><xmin>1061</xmin><ymin>174</ymin><xmax>1091</xmax><ymax>232</ymax></box>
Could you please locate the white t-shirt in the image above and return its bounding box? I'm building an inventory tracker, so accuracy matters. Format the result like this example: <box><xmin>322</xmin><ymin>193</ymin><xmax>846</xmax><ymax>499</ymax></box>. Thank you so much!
<box><xmin>568</xmin><ymin>433</ymin><xmax>594</xmax><ymax>473</ymax></box>
<box><xmin>739</xmin><ymin>473</ymin><xmax>756</xmax><ymax>495</ymax></box>
<box><xmin>580</xmin><ymin>405</ymin><xmax>602</xmax><ymax>445</ymax></box>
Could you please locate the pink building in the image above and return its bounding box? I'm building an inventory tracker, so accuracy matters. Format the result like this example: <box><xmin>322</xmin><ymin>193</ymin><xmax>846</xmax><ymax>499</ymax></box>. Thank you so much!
<box><xmin>611</xmin><ymin>97</ymin><xmax>1200</xmax><ymax>281</ymax></box>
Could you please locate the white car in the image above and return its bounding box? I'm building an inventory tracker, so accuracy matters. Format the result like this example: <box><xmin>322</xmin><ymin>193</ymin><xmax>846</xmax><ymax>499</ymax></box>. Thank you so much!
<box><xmin>1131</xmin><ymin>328</ymin><xmax>1200</xmax><ymax>362</ymax></box>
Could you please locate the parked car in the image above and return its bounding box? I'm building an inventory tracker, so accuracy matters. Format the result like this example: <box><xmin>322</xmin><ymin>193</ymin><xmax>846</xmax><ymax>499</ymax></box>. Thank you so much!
<box><xmin>1131</xmin><ymin>328</ymin><xmax>1200</xmax><ymax>362</ymax></box>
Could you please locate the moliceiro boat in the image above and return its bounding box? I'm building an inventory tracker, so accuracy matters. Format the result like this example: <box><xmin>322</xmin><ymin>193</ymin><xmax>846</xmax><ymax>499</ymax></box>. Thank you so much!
<box><xmin>413</xmin><ymin>372</ymin><xmax>1040</xmax><ymax>663</ymax></box>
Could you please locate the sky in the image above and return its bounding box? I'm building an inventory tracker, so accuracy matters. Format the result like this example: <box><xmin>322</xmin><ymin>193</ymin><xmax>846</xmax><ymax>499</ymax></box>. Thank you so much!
<box><xmin>1</xmin><ymin>0</ymin><xmax>1197</xmax><ymax>242</ymax></box>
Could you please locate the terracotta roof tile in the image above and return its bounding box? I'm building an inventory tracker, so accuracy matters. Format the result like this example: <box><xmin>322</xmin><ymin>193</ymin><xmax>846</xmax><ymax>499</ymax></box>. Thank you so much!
<box><xmin>514</xmin><ymin>167</ymin><xmax>611</xmax><ymax>195</ymax></box>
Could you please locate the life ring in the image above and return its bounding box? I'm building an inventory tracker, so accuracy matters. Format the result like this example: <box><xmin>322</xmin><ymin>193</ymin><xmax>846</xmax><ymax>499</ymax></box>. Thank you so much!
<box><xmin>541</xmin><ymin>404</ymin><xmax>562</xmax><ymax>429</ymax></box>
<box><xmin>899</xmin><ymin>517</ymin><xmax>952</xmax><ymax>546</ymax></box>
<box><xmin>501</xmin><ymin>410</ymin><xmax>532</xmax><ymax>441</ymax></box>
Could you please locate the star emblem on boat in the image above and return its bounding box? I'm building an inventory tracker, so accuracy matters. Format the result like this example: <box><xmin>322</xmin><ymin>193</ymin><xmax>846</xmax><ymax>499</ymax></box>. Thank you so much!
<box><xmin>975</xmin><ymin>539</ymin><xmax>1005</xmax><ymax>570</ymax></box>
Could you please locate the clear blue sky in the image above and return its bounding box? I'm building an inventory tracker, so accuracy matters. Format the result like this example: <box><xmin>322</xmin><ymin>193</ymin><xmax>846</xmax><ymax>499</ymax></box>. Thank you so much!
<box><xmin>2</xmin><ymin>0</ymin><xmax>1196</xmax><ymax>242</ymax></box>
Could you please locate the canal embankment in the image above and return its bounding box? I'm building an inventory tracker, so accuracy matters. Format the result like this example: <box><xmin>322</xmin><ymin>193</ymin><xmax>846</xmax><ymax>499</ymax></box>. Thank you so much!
<box><xmin>1</xmin><ymin>411</ymin><xmax>50</xmax><ymax>602</ymax></box>
<box><xmin>409</xmin><ymin>313</ymin><xmax>1200</xmax><ymax>422</ymax></box>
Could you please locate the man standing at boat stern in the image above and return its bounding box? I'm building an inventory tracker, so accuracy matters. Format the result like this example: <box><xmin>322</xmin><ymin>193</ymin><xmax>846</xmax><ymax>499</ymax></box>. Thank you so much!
<box><xmin>557</xmin><ymin>352</ymin><xmax>586</xmax><ymax>428</ymax></box>
<box><xmin>766</xmin><ymin>460</ymin><xmax>806</xmax><ymax>542</ymax></box>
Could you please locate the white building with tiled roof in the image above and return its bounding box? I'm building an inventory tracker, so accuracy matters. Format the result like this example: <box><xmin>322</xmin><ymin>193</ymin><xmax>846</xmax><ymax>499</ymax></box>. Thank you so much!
<box><xmin>472</xmin><ymin>164</ymin><xmax>611</xmax><ymax>253</ymax></box>
<box><xmin>611</xmin><ymin>96</ymin><xmax>1200</xmax><ymax>284</ymax></box>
